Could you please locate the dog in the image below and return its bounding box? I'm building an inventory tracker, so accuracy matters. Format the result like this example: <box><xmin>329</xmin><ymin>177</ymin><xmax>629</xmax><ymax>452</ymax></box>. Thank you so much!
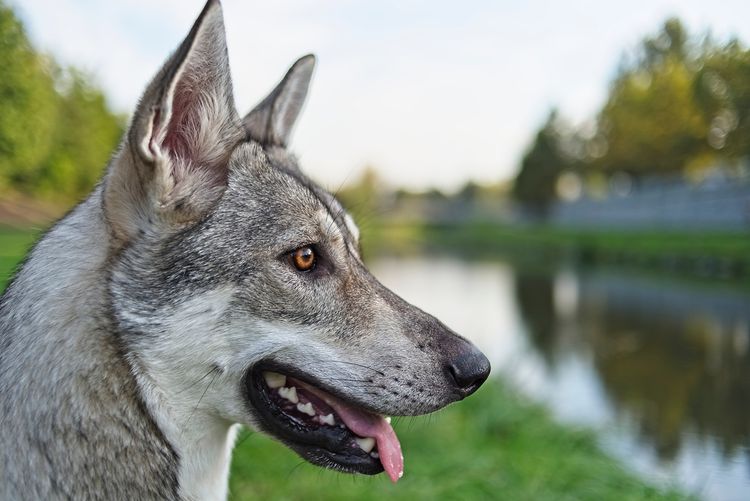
<box><xmin>0</xmin><ymin>1</ymin><xmax>490</xmax><ymax>499</ymax></box>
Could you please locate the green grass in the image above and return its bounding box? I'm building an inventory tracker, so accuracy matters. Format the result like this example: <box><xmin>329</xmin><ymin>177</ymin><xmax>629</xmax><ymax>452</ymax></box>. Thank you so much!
<box><xmin>367</xmin><ymin>221</ymin><xmax>750</xmax><ymax>280</ymax></box>
<box><xmin>0</xmin><ymin>226</ymin><xmax>40</xmax><ymax>290</ymax></box>
<box><xmin>228</xmin><ymin>382</ymin><xmax>690</xmax><ymax>500</ymax></box>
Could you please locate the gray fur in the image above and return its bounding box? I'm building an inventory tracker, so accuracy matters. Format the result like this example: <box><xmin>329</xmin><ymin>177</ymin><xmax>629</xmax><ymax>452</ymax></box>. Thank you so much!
<box><xmin>243</xmin><ymin>54</ymin><xmax>315</xmax><ymax>147</ymax></box>
<box><xmin>0</xmin><ymin>193</ymin><xmax>180</xmax><ymax>500</ymax></box>
<box><xmin>0</xmin><ymin>1</ymin><xmax>489</xmax><ymax>499</ymax></box>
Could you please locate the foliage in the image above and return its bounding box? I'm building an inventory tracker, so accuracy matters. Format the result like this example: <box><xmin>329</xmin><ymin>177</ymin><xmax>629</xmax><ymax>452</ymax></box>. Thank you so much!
<box><xmin>593</xmin><ymin>18</ymin><xmax>709</xmax><ymax>176</ymax></box>
<box><xmin>694</xmin><ymin>40</ymin><xmax>750</xmax><ymax>159</ymax></box>
<box><xmin>36</xmin><ymin>70</ymin><xmax>124</xmax><ymax>198</ymax></box>
<box><xmin>374</xmin><ymin>220</ymin><xmax>750</xmax><ymax>282</ymax></box>
<box><xmin>512</xmin><ymin>111</ymin><xmax>574</xmax><ymax>215</ymax></box>
<box><xmin>0</xmin><ymin>1</ymin><xmax>124</xmax><ymax>202</ymax></box>
<box><xmin>335</xmin><ymin>166</ymin><xmax>384</xmax><ymax>224</ymax></box>
<box><xmin>0</xmin><ymin>1</ymin><xmax>57</xmax><ymax>193</ymax></box>
<box><xmin>513</xmin><ymin>18</ymin><xmax>750</xmax><ymax>209</ymax></box>
<box><xmin>0</xmin><ymin>226</ymin><xmax>38</xmax><ymax>290</ymax></box>
<box><xmin>595</xmin><ymin>55</ymin><xmax>707</xmax><ymax>175</ymax></box>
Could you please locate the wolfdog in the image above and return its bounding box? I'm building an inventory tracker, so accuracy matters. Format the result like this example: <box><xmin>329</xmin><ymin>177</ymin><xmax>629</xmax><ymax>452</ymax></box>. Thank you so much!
<box><xmin>0</xmin><ymin>1</ymin><xmax>490</xmax><ymax>499</ymax></box>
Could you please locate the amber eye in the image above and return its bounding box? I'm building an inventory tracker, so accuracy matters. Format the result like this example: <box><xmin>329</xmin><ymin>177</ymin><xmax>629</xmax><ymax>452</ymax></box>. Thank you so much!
<box><xmin>290</xmin><ymin>246</ymin><xmax>317</xmax><ymax>272</ymax></box>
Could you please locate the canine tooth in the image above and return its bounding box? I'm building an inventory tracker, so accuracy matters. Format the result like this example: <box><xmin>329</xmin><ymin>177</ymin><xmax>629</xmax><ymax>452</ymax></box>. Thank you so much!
<box><xmin>278</xmin><ymin>386</ymin><xmax>298</xmax><ymax>404</ymax></box>
<box><xmin>263</xmin><ymin>371</ymin><xmax>286</xmax><ymax>389</ymax></box>
<box><xmin>355</xmin><ymin>437</ymin><xmax>375</xmax><ymax>453</ymax></box>
<box><xmin>385</xmin><ymin>416</ymin><xmax>391</xmax><ymax>424</ymax></box>
<box><xmin>320</xmin><ymin>413</ymin><xmax>335</xmax><ymax>426</ymax></box>
<box><xmin>370</xmin><ymin>451</ymin><xmax>379</xmax><ymax>459</ymax></box>
<box><xmin>297</xmin><ymin>402</ymin><xmax>315</xmax><ymax>416</ymax></box>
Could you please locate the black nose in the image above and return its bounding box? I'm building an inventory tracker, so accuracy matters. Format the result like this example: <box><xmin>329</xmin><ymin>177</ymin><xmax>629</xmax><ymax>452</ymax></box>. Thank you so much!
<box><xmin>446</xmin><ymin>344</ymin><xmax>491</xmax><ymax>397</ymax></box>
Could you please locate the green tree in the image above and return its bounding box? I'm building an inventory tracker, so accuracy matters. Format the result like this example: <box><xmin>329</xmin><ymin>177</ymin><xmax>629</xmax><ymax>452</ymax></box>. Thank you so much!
<box><xmin>513</xmin><ymin>111</ymin><xmax>571</xmax><ymax>216</ymax></box>
<box><xmin>592</xmin><ymin>19</ymin><xmax>708</xmax><ymax>177</ymax></box>
<box><xmin>456</xmin><ymin>180</ymin><xmax>480</xmax><ymax>202</ymax></box>
<box><xmin>0</xmin><ymin>0</ymin><xmax>124</xmax><ymax>202</ymax></box>
<box><xmin>0</xmin><ymin>0</ymin><xmax>57</xmax><ymax>192</ymax></box>
<box><xmin>694</xmin><ymin>40</ymin><xmax>750</xmax><ymax>160</ymax></box>
<box><xmin>38</xmin><ymin>70</ymin><xmax>124</xmax><ymax>198</ymax></box>
<box><xmin>336</xmin><ymin>166</ymin><xmax>384</xmax><ymax>223</ymax></box>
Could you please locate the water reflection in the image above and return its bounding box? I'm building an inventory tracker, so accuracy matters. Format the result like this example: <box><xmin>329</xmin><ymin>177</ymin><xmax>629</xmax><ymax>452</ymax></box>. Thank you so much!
<box><xmin>577</xmin><ymin>273</ymin><xmax>750</xmax><ymax>463</ymax></box>
<box><xmin>518</xmin><ymin>270</ymin><xmax>750</xmax><ymax>464</ymax></box>
<box><xmin>371</xmin><ymin>256</ymin><xmax>750</xmax><ymax>500</ymax></box>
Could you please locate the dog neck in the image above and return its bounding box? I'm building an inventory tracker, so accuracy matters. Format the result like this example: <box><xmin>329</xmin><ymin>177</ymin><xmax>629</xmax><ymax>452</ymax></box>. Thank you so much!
<box><xmin>127</xmin><ymin>351</ymin><xmax>238</xmax><ymax>501</ymax></box>
<box><xmin>0</xmin><ymin>191</ymin><xmax>182</xmax><ymax>499</ymax></box>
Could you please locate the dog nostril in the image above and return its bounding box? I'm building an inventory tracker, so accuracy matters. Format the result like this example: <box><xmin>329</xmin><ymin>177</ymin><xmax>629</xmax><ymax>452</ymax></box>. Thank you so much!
<box><xmin>446</xmin><ymin>347</ymin><xmax>491</xmax><ymax>397</ymax></box>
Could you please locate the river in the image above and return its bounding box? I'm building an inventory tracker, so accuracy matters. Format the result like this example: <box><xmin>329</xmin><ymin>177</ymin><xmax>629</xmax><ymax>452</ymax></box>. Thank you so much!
<box><xmin>370</xmin><ymin>255</ymin><xmax>750</xmax><ymax>501</ymax></box>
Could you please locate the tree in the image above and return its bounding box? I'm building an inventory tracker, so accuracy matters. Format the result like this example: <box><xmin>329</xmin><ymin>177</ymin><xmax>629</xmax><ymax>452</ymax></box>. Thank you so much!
<box><xmin>0</xmin><ymin>0</ymin><xmax>124</xmax><ymax>201</ymax></box>
<box><xmin>37</xmin><ymin>70</ymin><xmax>125</xmax><ymax>198</ymax></box>
<box><xmin>0</xmin><ymin>1</ymin><xmax>57</xmax><ymax>192</ymax></box>
<box><xmin>591</xmin><ymin>19</ymin><xmax>709</xmax><ymax>177</ymax></box>
<box><xmin>513</xmin><ymin>111</ymin><xmax>572</xmax><ymax>216</ymax></box>
<box><xmin>336</xmin><ymin>166</ymin><xmax>384</xmax><ymax>223</ymax></box>
<box><xmin>694</xmin><ymin>40</ymin><xmax>750</xmax><ymax>160</ymax></box>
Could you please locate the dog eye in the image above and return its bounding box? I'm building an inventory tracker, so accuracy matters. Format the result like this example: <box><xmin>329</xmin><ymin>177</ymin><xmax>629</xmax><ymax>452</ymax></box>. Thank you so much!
<box><xmin>290</xmin><ymin>246</ymin><xmax>317</xmax><ymax>272</ymax></box>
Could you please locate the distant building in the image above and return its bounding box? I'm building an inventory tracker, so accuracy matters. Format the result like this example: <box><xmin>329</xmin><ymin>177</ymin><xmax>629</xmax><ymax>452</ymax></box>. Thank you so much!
<box><xmin>551</xmin><ymin>170</ymin><xmax>750</xmax><ymax>231</ymax></box>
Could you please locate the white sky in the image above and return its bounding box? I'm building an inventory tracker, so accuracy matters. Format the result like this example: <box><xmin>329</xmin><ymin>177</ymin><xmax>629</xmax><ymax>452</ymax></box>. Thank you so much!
<box><xmin>11</xmin><ymin>0</ymin><xmax>750</xmax><ymax>191</ymax></box>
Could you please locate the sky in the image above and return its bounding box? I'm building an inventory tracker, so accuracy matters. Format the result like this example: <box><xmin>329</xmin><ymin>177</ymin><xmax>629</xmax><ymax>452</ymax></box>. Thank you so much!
<box><xmin>11</xmin><ymin>0</ymin><xmax>750</xmax><ymax>191</ymax></box>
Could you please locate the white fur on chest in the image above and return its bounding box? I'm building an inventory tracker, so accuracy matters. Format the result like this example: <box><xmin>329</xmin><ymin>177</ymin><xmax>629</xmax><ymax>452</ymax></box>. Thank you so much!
<box><xmin>132</xmin><ymin>363</ymin><xmax>238</xmax><ymax>501</ymax></box>
<box><xmin>127</xmin><ymin>288</ymin><xmax>241</xmax><ymax>501</ymax></box>
<box><xmin>177</xmin><ymin>421</ymin><xmax>238</xmax><ymax>501</ymax></box>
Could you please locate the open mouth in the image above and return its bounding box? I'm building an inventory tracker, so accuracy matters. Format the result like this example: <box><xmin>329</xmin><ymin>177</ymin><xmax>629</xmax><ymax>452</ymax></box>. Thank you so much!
<box><xmin>243</xmin><ymin>366</ymin><xmax>404</xmax><ymax>482</ymax></box>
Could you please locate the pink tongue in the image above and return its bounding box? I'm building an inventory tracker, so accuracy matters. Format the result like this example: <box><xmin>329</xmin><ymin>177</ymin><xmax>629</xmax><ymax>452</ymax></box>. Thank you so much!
<box><xmin>332</xmin><ymin>403</ymin><xmax>403</xmax><ymax>483</ymax></box>
<box><xmin>293</xmin><ymin>380</ymin><xmax>404</xmax><ymax>482</ymax></box>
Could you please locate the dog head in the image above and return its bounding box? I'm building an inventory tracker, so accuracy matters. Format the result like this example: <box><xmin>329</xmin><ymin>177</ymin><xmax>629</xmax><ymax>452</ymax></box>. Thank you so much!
<box><xmin>104</xmin><ymin>0</ymin><xmax>489</xmax><ymax>482</ymax></box>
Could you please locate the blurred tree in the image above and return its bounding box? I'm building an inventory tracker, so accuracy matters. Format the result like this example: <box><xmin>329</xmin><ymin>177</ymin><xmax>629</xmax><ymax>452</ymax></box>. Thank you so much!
<box><xmin>591</xmin><ymin>19</ymin><xmax>709</xmax><ymax>177</ymax></box>
<box><xmin>335</xmin><ymin>166</ymin><xmax>383</xmax><ymax>223</ymax></box>
<box><xmin>694</xmin><ymin>40</ymin><xmax>750</xmax><ymax>160</ymax></box>
<box><xmin>512</xmin><ymin>111</ymin><xmax>572</xmax><ymax>216</ymax></box>
<box><xmin>456</xmin><ymin>180</ymin><xmax>480</xmax><ymax>202</ymax></box>
<box><xmin>0</xmin><ymin>0</ymin><xmax>123</xmax><ymax>202</ymax></box>
<box><xmin>642</xmin><ymin>18</ymin><xmax>688</xmax><ymax>66</ymax></box>
<box><xmin>38</xmin><ymin>70</ymin><xmax>124</xmax><ymax>198</ymax></box>
<box><xmin>0</xmin><ymin>0</ymin><xmax>57</xmax><ymax>192</ymax></box>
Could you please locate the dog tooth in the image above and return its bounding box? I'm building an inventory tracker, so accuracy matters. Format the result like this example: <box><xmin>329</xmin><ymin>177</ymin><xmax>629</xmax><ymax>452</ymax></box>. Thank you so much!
<box><xmin>297</xmin><ymin>402</ymin><xmax>315</xmax><ymax>416</ymax></box>
<box><xmin>385</xmin><ymin>416</ymin><xmax>391</xmax><ymax>424</ymax></box>
<box><xmin>320</xmin><ymin>413</ymin><xmax>335</xmax><ymax>426</ymax></box>
<box><xmin>263</xmin><ymin>371</ymin><xmax>286</xmax><ymax>389</ymax></box>
<box><xmin>278</xmin><ymin>386</ymin><xmax>299</xmax><ymax>404</ymax></box>
<box><xmin>370</xmin><ymin>451</ymin><xmax>380</xmax><ymax>459</ymax></box>
<box><xmin>355</xmin><ymin>437</ymin><xmax>375</xmax><ymax>453</ymax></box>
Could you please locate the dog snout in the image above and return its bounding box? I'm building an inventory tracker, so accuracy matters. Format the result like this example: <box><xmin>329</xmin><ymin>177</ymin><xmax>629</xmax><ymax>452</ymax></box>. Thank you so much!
<box><xmin>445</xmin><ymin>342</ymin><xmax>491</xmax><ymax>397</ymax></box>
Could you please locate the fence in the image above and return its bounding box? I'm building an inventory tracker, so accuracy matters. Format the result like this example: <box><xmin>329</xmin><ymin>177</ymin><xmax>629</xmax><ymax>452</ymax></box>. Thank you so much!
<box><xmin>551</xmin><ymin>173</ymin><xmax>750</xmax><ymax>231</ymax></box>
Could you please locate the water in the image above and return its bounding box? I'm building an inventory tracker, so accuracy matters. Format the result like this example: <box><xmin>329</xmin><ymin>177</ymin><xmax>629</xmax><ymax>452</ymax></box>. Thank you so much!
<box><xmin>370</xmin><ymin>255</ymin><xmax>750</xmax><ymax>501</ymax></box>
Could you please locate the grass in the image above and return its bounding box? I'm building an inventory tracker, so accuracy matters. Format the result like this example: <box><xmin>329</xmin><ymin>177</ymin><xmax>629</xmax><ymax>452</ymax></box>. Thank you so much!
<box><xmin>0</xmin><ymin>226</ymin><xmax>691</xmax><ymax>500</ymax></box>
<box><xmin>366</xmin><ymin>221</ymin><xmax>750</xmax><ymax>280</ymax></box>
<box><xmin>0</xmin><ymin>226</ymin><xmax>40</xmax><ymax>290</ymax></box>
<box><xmin>228</xmin><ymin>382</ymin><xmax>690</xmax><ymax>500</ymax></box>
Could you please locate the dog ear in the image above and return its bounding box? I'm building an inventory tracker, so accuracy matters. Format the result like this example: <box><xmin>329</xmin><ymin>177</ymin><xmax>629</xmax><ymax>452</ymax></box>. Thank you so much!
<box><xmin>243</xmin><ymin>54</ymin><xmax>315</xmax><ymax>148</ymax></box>
<box><xmin>105</xmin><ymin>0</ymin><xmax>243</xmax><ymax>238</ymax></box>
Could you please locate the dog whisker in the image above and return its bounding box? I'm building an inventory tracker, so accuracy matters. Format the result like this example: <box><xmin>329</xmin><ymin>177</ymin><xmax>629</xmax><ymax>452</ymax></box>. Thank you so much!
<box><xmin>313</xmin><ymin>359</ymin><xmax>386</xmax><ymax>376</ymax></box>
<box><xmin>180</xmin><ymin>370</ymin><xmax>220</xmax><ymax>437</ymax></box>
<box><xmin>175</xmin><ymin>365</ymin><xmax>221</xmax><ymax>395</ymax></box>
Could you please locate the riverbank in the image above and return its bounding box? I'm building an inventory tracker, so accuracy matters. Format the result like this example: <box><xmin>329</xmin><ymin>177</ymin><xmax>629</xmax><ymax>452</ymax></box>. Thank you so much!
<box><xmin>365</xmin><ymin>221</ymin><xmax>750</xmax><ymax>281</ymax></box>
<box><xmin>0</xmin><ymin>226</ymin><xmax>690</xmax><ymax>499</ymax></box>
